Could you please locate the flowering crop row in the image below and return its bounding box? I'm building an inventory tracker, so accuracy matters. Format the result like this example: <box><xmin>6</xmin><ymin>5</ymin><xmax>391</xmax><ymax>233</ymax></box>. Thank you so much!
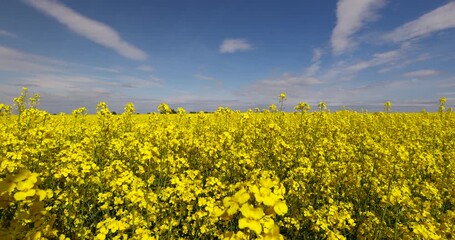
<box><xmin>1</xmin><ymin>94</ymin><xmax>455</xmax><ymax>239</ymax></box>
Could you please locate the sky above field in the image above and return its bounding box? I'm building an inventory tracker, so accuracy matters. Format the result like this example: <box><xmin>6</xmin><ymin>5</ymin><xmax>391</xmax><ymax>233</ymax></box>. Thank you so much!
<box><xmin>1</xmin><ymin>0</ymin><xmax>455</xmax><ymax>113</ymax></box>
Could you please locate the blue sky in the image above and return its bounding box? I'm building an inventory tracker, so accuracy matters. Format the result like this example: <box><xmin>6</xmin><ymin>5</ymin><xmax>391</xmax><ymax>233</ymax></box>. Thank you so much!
<box><xmin>0</xmin><ymin>0</ymin><xmax>454</xmax><ymax>113</ymax></box>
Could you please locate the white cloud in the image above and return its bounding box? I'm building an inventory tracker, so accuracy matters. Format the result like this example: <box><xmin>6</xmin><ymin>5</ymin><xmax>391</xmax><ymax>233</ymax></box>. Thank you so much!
<box><xmin>18</xmin><ymin>74</ymin><xmax>99</xmax><ymax>90</ymax></box>
<box><xmin>403</xmin><ymin>69</ymin><xmax>442</xmax><ymax>78</ymax></box>
<box><xmin>195</xmin><ymin>74</ymin><xmax>216</xmax><ymax>81</ymax></box>
<box><xmin>157</xmin><ymin>95</ymin><xmax>244</xmax><ymax>112</ymax></box>
<box><xmin>437</xmin><ymin>91</ymin><xmax>455</xmax><ymax>96</ymax></box>
<box><xmin>0</xmin><ymin>29</ymin><xmax>17</xmax><ymax>38</ymax></box>
<box><xmin>331</xmin><ymin>0</ymin><xmax>387</xmax><ymax>54</ymax></box>
<box><xmin>149</xmin><ymin>75</ymin><xmax>162</xmax><ymax>85</ymax></box>
<box><xmin>348</xmin><ymin>47</ymin><xmax>403</xmax><ymax>72</ymax></box>
<box><xmin>239</xmin><ymin>78</ymin><xmax>342</xmax><ymax>110</ymax></box>
<box><xmin>194</xmin><ymin>74</ymin><xmax>223</xmax><ymax>85</ymax></box>
<box><xmin>242</xmin><ymin>48</ymin><xmax>324</xmax><ymax>104</ymax></box>
<box><xmin>118</xmin><ymin>75</ymin><xmax>162</xmax><ymax>88</ymax></box>
<box><xmin>439</xmin><ymin>77</ymin><xmax>455</xmax><ymax>88</ymax></box>
<box><xmin>93</xmin><ymin>66</ymin><xmax>120</xmax><ymax>73</ymax></box>
<box><xmin>24</xmin><ymin>0</ymin><xmax>148</xmax><ymax>60</ymax></box>
<box><xmin>6</xmin><ymin>73</ymin><xmax>162</xmax><ymax>100</ymax></box>
<box><xmin>0</xmin><ymin>45</ymin><xmax>162</xmax><ymax>106</ymax></box>
<box><xmin>311</xmin><ymin>48</ymin><xmax>324</xmax><ymax>62</ymax></box>
<box><xmin>304</xmin><ymin>63</ymin><xmax>320</xmax><ymax>77</ymax></box>
<box><xmin>305</xmin><ymin>48</ymin><xmax>324</xmax><ymax>76</ymax></box>
<box><xmin>385</xmin><ymin>2</ymin><xmax>455</xmax><ymax>43</ymax></box>
<box><xmin>0</xmin><ymin>81</ymin><xmax>118</xmax><ymax>113</ymax></box>
<box><xmin>0</xmin><ymin>46</ymin><xmax>162</xmax><ymax>113</ymax></box>
<box><xmin>0</xmin><ymin>45</ymin><xmax>64</xmax><ymax>72</ymax></box>
<box><xmin>242</xmin><ymin>74</ymin><xmax>322</xmax><ymax>101</ymax></box>
<box><xmin>260</xmin><ymin>73</ymin><xmax>322</xmax><ymax>87</ymax></box>
<box><xmin>92</xmin><ymin>87</ymin><xmax>110</xmax><ymax>94</ymax></box>
<box><xmin>195</xmin><ymin>74</ymin><xmax>222</xmax><ymax>83</ymax></box>
<box><xmin>378</xmin><ymin>53</ymin><xmax>432</xmax><ymax>73</ymax></box>
<box><xmin>138</xmin><ymin>65</ymin><xmax>154</xmax><ymax>72</ymax></box>
<box><xmin>219</xmin><ymin>39</ymin><xmax>253</xmax><ymax>53</ymax></box>
<box><xmin>235</xmin><ymin>72</ymin><xmax>445</xmax><ymax>111</ymax></box>
<box><xmin>321</xmin><ymin>78</ymin><xmax>436</xmax><ymax>108</ymax></box>
<box><xmin>325</xmin><ymin>43</ymin><xmax>413</xmax><ymax>79</ymax></box>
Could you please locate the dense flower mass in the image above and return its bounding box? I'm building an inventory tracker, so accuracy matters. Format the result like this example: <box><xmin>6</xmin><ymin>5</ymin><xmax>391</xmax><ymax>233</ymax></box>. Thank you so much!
<box><xmin>1</xmin><ymin>90</ymin><xmax>455</xmax><ymax>239</ymax></box>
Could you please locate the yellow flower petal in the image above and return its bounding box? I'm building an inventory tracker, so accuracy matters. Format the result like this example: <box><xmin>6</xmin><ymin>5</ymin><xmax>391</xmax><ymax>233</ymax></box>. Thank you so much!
<box><xmin>16</xmin><ymin>180</ymin><xmax>34</xmax><ymax>191</ymax></box>
<box><xmin>226</xmin><ymin>203</ymin><xmax>239</xmax><ymax>216</ymax></box>
<box><xmin>0</xmin><ymin>180</ymin><xmax>16</xmax><ymax>193</ymax></box>
<box><xmin>259</xmin><ymin>179</ymin><xmax>274</xmax><ymax>188</ymax></box>
<box><xmin>239</xmin><ymin>218</ymin><xmax>262</xmax><ymax>235</ymax></box>
<box><xmin>250</xmin><ymin>185</ymin><xmax>260</xmax><ymax>195</ymax></box>
<box><xmin>233</xmin><ymin>188</ymin><xmax>250</xmax><ymax>204</ymax></box>
<box><xmin>11</xmin><ymin>170</ymin><xmax>32</xmax><ymax>183</ymax></box>
<box><xmin>240</xmin><ymin>203</ymin><xmax>265</xmax><ymax>220</ymax></box>
<box><xmin>28</xmin><ymin>173</ymin><xmax>39</xmax><ymax>185</ymax></box>
<box><xmin>13</xmin><ymin>192</ymin><xmax>26</xmax><ymax>201</ymax></box>
<box><xmin>14</xmin><ymin>189</ymin><xmax>36</xmax><ymax>201</ymax></box>
<box><xmin>262</xmin><ymin>193</ymin><xmax>278</xmax><ymax>206</ymax></box>
<box><xmin>273</xmin><ymin>201</ymin><xmax>288</xmax><ymax>215</ymax></box>
<box><xmin>36</xmin><ymin>189</ymin><xmax>47</xmax><ymax>201</ymax></box>
<box><xmin>261</xmin><ymin>216</ymin><xmax>276</xmax><ymax>233</ymax></box>
<box><xmin>223</xmin><ymin>197</ymin><xmax>232</xmax><ymax>207</ymax></box>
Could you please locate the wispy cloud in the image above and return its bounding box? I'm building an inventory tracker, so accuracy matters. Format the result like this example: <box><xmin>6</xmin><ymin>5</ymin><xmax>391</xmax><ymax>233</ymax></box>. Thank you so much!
<box><xmin>137</xmin><ymin>65</ymin><xmax>154</xmax><ymax>72</ymax></box>
<box><xmin>166</xmin><ymin>95</ymin><xmax>238</xmax><ymax>108</ymax></box>
<box><xmin>93</xmin><ymin>66</ymin><xmax>120</xmax><ymax>73</ymax></box>
<box><xmin>219</xmin><ymin>39</ymin><xmax>253</xmax><ymax>53</ymax></box>
<box><xmin>0</xmin><ymin>29</ymin><xmax>17</xmax><ymax>38</ymax></box>
<box><xmin>378</xmin><ymin>53</ymin><xmax>432</xmax><ymax>73</ymax></box>
<box><xmin>0</xmin><ymin>70</ymin><xmax>167</xmax><ymax>113</ymax></box>
<box><xmin>16</xmin><ymin>74</ymin><xmax>101</xmax><ymax>90</ymax></box>
<box><xmin>346</xmin><ymin>48</ymin><xmax>402</xmax><ymax>72</ymax></box>
<box><xmin>439</xmin><ymin>77</ymin><xmax>455</xmax><ymax>88</ymax></box>
<box><xmin>1</xmin><ymin>44</ymin><xmax>132</xmax><ymax>75</ymax></box>
<box><xmin>312</xmin><ymin>48</ymin><xmax>324</xmax><ymax>62</ymax></box>
<box><xmin>24</xmin><ymin>0</ymin><xmax>148</xmax><ymax>60</ymax></box>
<box><xmin>241</xmin><ymin>73</ymin><xmax>322</xmax><ymax>102</ymax></box>
<box><xmin>259</xmin><ymin>74</ymin><xmax>322</xmax><ymax>87</ymax></box>
<box><xmin>0</xmin><ymin>45</ymin><xmax>65</xmax><ymax>72</ymax></box>
<box><xmin>0</xmin><ymin>43</ymin><xmax>162</xmax><ymax>94</ymax></box>
<box><xmin>0</xmin><ymin>44</ymin><xmax>163</xmax><ymax>112</ymax></box>
<box><xmin>236</xmin><ymin>74</ymin><xmax>445</xmax><ymax>111</ymax></box>
<box><xmin>403</xmin><ymin>69</ymin><xmax>442</xmax><ymax>78</ymax></box>
<box><xmin>437</xmin><ymin>91</ymin><xmax>455</xmax><ymax>96</ymax></box>
<box><xmin>326</xmin><ymin>43</ymin><xmax>413</xmax><ymax>80</ymax></box>
<box><xmin>385</xmin><ymin>1</ymin><xmax>455</xmax><ymax>43</ymax></box>
<box><xmin>305</xmin><ymin>48</ymin><xmax>324</xmax><ymax>76</ymax></box>
<box><xmin>352</xmin><ymin>78</ymin><xmax>421</xmax><ymax>92</ymax></box>
<box><xmin>121</xmin><ymin>75</ymin><xmax>163</xmax><ymax>87</ymax></box>
<box><xmin>324</xmin><ymin>78</ymin><xmax>439</xmax><ymax>108</ymax></box>
<box><xmin>331</xmin><ymin>0</ymin><xmax>387</xmax><ymax>55</ymax></box>
<box><xmin>194</xmin><ymin>74</ymin><xmax>222</xmax><ymax>85</ymax></box>
<box><xmin>195</xmin><ymin>74</ymin><xmax>216</xmax><ymax>81</ymax></box>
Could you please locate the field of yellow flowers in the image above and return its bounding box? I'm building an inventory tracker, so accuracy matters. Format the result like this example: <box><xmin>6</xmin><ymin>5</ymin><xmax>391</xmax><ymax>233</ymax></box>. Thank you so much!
<box><xmin>1</xmin><ymin>90</ymin><xmax>455</xmax><ymax>239</ymax></box>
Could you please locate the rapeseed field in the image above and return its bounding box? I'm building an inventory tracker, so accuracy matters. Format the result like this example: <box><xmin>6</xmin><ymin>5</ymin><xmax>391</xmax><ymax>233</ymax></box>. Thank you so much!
<box><xmin>1</xmin><ymin>89</ymin><xmax>454</xmax><ymax>239</ymax></box>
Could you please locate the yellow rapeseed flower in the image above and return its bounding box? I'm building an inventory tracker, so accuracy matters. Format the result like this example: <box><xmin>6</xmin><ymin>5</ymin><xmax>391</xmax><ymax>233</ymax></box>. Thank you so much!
<box><xmin>239</xmin><ymin>203</ymin><xmax>265</xmax><ymax>235</ymax></box>
<box><xmin>13</xmin><ymin>189</ymin><xmax>36</xmax><ymax>201</ymax></box>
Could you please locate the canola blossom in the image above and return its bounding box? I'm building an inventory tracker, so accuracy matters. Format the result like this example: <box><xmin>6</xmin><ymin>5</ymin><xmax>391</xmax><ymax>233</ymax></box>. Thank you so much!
<box><xmin>1</xmin><ymin>90</ymin><xmax>455</xmax><ymax>239</ymax></box>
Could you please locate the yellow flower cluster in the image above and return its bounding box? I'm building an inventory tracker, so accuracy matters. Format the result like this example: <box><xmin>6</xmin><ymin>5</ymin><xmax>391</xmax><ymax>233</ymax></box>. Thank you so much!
<box><xmin>0</xmin><ymin>170</ymin><xmax>55</xmax><ymax>239</ymax></box>
<box><xmin>1</xmin><ymin>90</ymin><xmax>455</xmax><ymax>239</ymax></box>
<box><xmin>219</xmin><ymin>175</ymin><xmax>287</xmax><ymax>239</ymax></box>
